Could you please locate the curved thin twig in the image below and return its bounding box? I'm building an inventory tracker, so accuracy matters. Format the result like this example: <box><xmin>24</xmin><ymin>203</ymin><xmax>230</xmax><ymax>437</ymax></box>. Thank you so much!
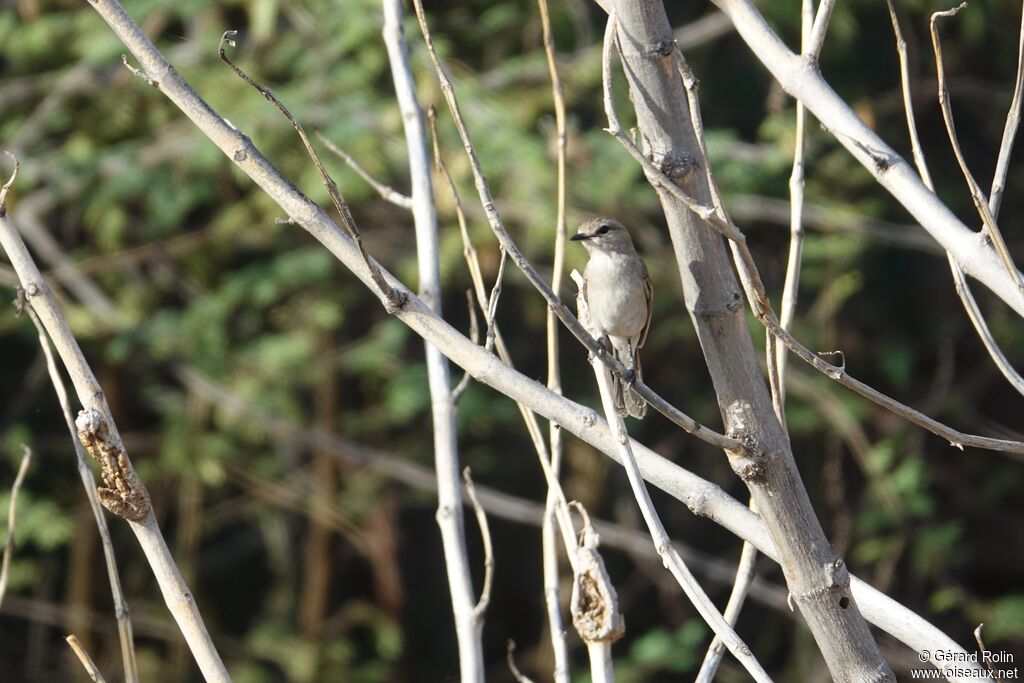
<box><xmin>217</xmin><ymin>31</ymin><xmax>406</xmax><ymax>312</ymax></box>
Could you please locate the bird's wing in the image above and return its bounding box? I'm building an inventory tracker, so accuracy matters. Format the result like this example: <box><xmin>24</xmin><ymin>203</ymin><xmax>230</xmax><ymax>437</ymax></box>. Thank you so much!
<box><xmin>638</xmin><ymin>264</ymin><xmax>653</xmax><ymax>349</ymax></box>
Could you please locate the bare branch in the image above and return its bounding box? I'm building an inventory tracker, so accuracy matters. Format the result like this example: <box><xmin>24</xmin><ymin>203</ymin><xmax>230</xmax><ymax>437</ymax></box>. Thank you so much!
<box><xmin>778</xmin><ymin>0</ymin><xmax>827</xmax><ymax>401</ymax></box>
<box><xmin>0</xmin><ymin>152</ymin><xmax>18</xmax><ymax>217</ymax></box>
<box><xmin>79</xmin><ymin>2</ymin><xmax>987</xmax><ymax>672</ymax></box>
<box><xmin>694</xmin><ymin>515</ymin><xmax>758</xmax><ymax>683</ymax></box>
<box><xmin>483</xmin><ymin>248</ymin><xmax>507</xmax><ymax>354</ymax></box>
<box><xmin>601</xmin><ymin>20</ymin><xmax>1024</xmax><ymax>457</ymax></box>
<box><xmin>451</xmin><ymin>289</ymin><xmax>480</xmax><ymax>404</ymax></box>
<box><xmin>990</xmin><ymin>3</ymin><xmax>1024</xmax><ymax>218</ymax></box>
<box><xmin>217</xmin><ymin>30</ymin><xmax>406</xmax><ymax>312</ymax></box>
<box><xmin>0</xmin><ymin>444</ymin><xmax>31</xmax><ymax>610</ymax></box>
<box><xmin>806</xmin><ymin>0</ymin><xmax>837</xmax><ymax>59</ymax></box>
<box><xmin>315</xmin><ymin>132</ymin><xmax>413</xmax><ymax>209</ymax></box>
<box><xmin>428</xmin><ymin>108</ymin><xmax>580</xmax><ymax>559</ymax></box>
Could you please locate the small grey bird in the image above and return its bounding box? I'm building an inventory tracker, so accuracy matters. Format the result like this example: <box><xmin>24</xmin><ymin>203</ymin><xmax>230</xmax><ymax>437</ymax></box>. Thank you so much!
<box><xmin>571</xmin><ymin>217</ymin><xmax>652</xmax><ymax>419</ymax></box>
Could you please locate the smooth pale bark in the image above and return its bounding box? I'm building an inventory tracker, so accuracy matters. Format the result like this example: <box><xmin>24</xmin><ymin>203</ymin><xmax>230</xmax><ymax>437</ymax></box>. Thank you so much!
<box><xmin>606</xmin><ymin>2</ymin><xmax>893</xmax><ymax>680</ymax></box>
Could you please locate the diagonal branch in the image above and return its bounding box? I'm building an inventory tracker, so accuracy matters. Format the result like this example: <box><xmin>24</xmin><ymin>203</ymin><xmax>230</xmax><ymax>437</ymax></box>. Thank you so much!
<box><xmin>0</xmin><ymin>160</ymin><xmax>229</xmax><ymax>681</ymax></box>
<box><xmin>315</xmin><ymin>132</ymin><xmax>413</xmax><ymax>209</ymax></box>
<box><xmin>712</xmin><ymin>0</ymin><xmax>1024</xmax><ymax>319</ymax></box>
<box><xmin>27</xmin><ymin>307</ymin><xmax>139</xmax><ymax>683</ymax></box>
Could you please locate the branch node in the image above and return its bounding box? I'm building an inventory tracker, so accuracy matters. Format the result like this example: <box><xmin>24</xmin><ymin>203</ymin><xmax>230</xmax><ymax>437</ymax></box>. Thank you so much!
<box><xmin>0</xmin><ymin>150</ymin><xmax>19</xmax><ymax>217</ymax></box>
<box><xmin>648</xmin><ymin>38</ymin><xmax>676</xmax><ymax>58</ymax></box>
<box><xmin>120</xmin><ymin>54</ymin><xmax>158</xmax><ymax>87</ymax></box>
<box><xmin>654</xmin><ymin>151</ymin><xmax>699</xmax><ymax>181</ymax></box>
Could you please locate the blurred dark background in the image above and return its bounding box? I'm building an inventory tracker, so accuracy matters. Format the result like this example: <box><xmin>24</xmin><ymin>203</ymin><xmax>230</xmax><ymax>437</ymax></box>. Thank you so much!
<box><xmin>0</xmin><ymin>0</ymin><xmax>1022</xmax><ymax>680</ymax></box>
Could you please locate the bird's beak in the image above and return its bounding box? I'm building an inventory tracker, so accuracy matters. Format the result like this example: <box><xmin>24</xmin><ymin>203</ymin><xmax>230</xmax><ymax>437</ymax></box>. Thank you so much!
<box><xmin>570</xmin><ymin>232</ymin><xmax>590</xmax><ymax>241</ymax></box>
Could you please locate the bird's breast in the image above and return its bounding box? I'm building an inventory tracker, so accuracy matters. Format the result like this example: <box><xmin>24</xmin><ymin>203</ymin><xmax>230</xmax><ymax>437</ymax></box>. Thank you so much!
<box><xmin>584</xmin><ymin>254</ymin><xmax>648</xmax><ymax>339</ymax></box>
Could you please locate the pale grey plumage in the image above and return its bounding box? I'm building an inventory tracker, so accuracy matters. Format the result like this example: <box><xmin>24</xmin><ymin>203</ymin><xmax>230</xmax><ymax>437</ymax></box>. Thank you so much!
<box><xmin>572</xmin><ymin>218</ymin><xmax>652</xmax><ymax>419</ymax></box>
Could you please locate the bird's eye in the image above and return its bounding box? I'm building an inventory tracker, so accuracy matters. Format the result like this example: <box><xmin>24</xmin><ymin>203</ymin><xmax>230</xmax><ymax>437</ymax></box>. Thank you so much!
<box><xmin>596</xmin><ymin>224</ymin><xmax>611</xmax><ymax>235</ymax></box>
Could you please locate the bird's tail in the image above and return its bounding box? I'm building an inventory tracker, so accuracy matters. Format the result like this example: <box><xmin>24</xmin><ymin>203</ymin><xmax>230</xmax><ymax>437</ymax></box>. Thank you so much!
<box><xmin>612</xmin><ymin>342</ymin><xmax>646</xmax><ymax>420</ymax></box>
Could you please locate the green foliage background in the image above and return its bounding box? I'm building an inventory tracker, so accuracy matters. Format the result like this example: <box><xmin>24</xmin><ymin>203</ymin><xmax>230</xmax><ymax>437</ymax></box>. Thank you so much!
<box><xmin>0</xmin><ymin>0</ymin><xmax>1023</xmax><ymax>680</ymax></box>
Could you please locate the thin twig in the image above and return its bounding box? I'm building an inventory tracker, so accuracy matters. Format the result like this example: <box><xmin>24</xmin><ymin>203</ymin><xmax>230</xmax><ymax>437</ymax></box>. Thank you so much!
<box><xmin>27</xmin><ymin>307</ymin><xmax>139</xmax><ymax>683</ymax></box>
<box><xmin>315</xmin><ymin>132</ymin><xmax>413</xmax><ymax>209</ymax></box>
<box><xmin>712</xmin><ymin>0</ymin><xmax>1024</xmax><ymax>321</ymax></box>
<box><xmin>483</xmin><ymin>248</ymin><xmax>507</xmax><ymax>354</ymax></box>
<box><xmin>462</xmin><ymin>468</ymin><xmax>494</xmax><ymax>620</ymax></box>
<box><xmin>0</xmin><ymin>444</ymin><xmax>31</xmax><ymax>610</ymax></box>
<box><xmin>694</xmin><ymin>516</ymin><xmax>758</xmax><ymax>683</ymax></box>
<box><xmin>989</xmin><ymin>2</ymin><xmax>1024</xmax><ymax>219</ymax></box>
<box><xmin>537</xmin><ymin>0</ymin><xmax>572</xmax><ymax>675</ymax></box>
<box><xmin>574</xmin><ymin>271</ymin><xmax>771</xmax><ymax>683</ymax></box>
<box><xmin>451</xmin><ymin>289</ymin><xmax>480</xmax><ymax>404</ymax></box>
<box><xmin>806</xmin><ymin>0</ymin><xmax>837</xmax><ymax>58</ymax></box>
<box><xmin>413</xmin><ymin>0</ymin><xmax>750</xmax><ymax>457</ymax></box>
<box><xmin>777</xmin><ymin>0</ymin><xmax>820</xmax><ymax>402</ymax></box>
<box><xmin>930</xmin><ymin>5</ymin><xmax>1024</xmax><ymax>297</ymax></box>
<box><xmin>66</xmin><ymin>634</ymin><xmax>109</xmax><ymax>683</ymax></box>
<box><xmin>428</xmin><ymin>107</ymin><xmax>580</xmax><ymax>577</ymax></box>
<box><xmin>428</xmin><ymin>108</ymin><xmax>561</xmax><ymax>493</ymax></box>
<box><xmin>507</xmin><ymin>640</ymin><xmax>537</xmax><ymax>683</ymax></box>
<box><xmin>973</xmin><ymin>623</ymin><xmax>999</xmax><ymax>680</ymax></box>
<box><xmin>120</xmin><ymin>54</ymin><xmax>157</xmax><ymax>87</ymax></box>
<box><xmin>217</xmin><ymin>31</ymin><xmax>406</xmax><ymax>312</ymax></box>
<box><xmin>601</xmin><ymin>21</ymin><xmax>1024</xmax><ymax>456</ymax></box>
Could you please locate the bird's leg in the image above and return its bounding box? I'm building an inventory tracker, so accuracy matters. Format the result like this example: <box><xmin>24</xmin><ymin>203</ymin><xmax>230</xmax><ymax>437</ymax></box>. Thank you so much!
<box><xmin>622</xmin><ymin>340</ymin><xmax>637</xmax><ymax>385</ymax></box>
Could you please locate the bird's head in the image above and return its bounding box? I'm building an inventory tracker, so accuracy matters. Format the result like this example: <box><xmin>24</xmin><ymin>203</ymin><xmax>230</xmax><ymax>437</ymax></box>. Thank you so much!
<box><xmin>570</xmin><ymin>218</ymin><xmax>636</xmax><ymax>255</ymax></box>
